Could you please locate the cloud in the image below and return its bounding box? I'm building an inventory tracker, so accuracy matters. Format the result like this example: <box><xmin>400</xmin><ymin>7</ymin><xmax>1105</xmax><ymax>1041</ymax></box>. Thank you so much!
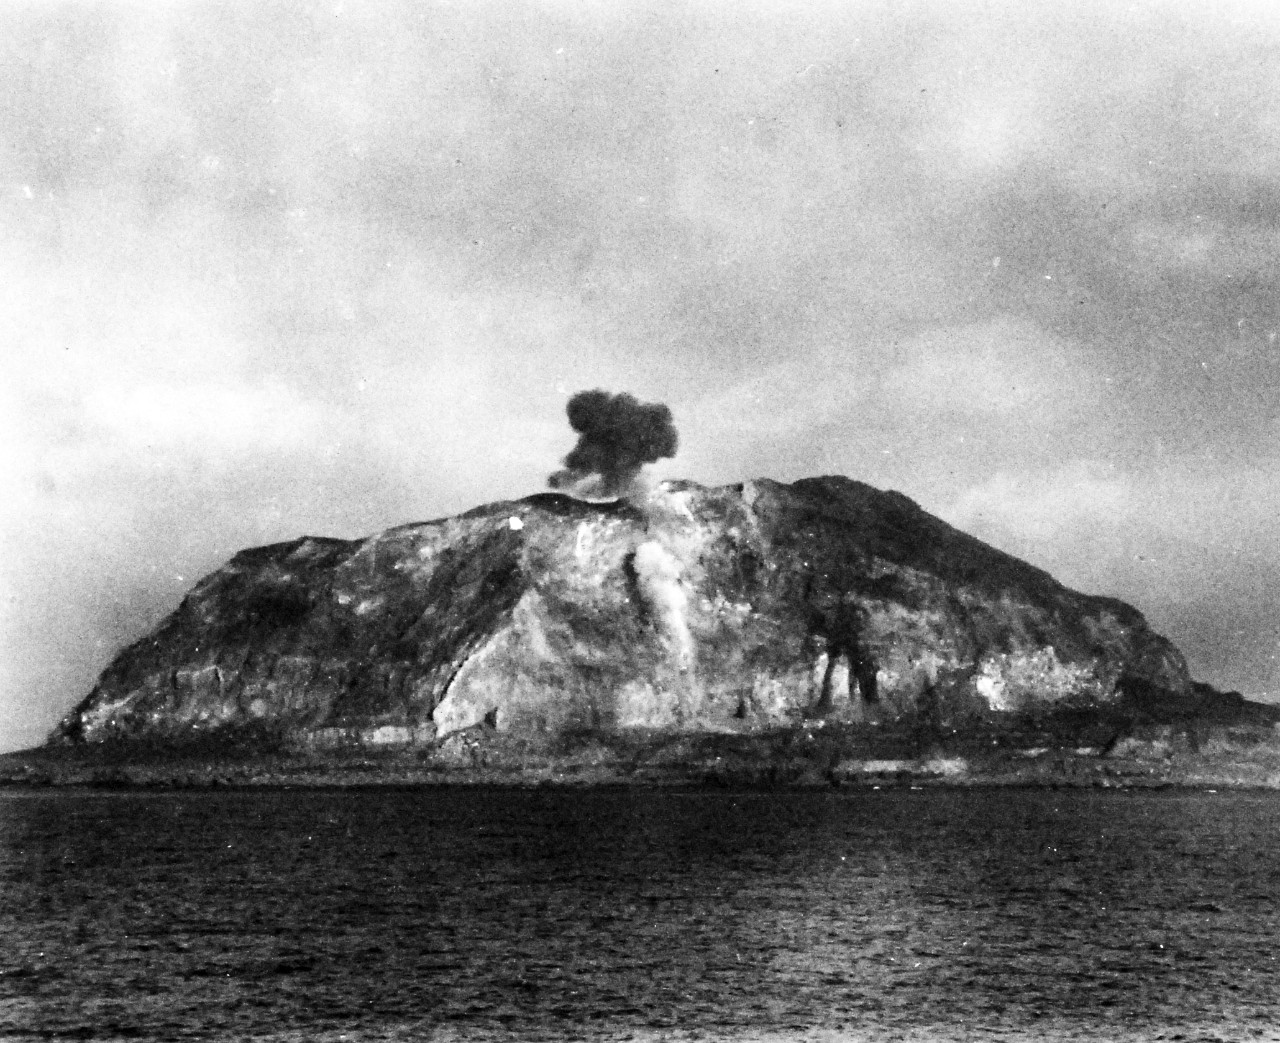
<box><xmin>1126</xmin><ymin>219</ymin><xmax>1280</xmax><ymax>284</ymax></box>
<box><xmin>84</xmin><ymin>381</ymin><xmax>321</xmax><ymax>453</ymax></box>
<box><xmin>881</xmin><ymin>316</ymin><xmax>1094</xmax><ymax>419</ymax></box>
<box><xmin>943</xmin><ymin>460</ymin><xmax>1131</xmax><ymax>548</ymax></box>
<box><xmin>943</xmin><ymin>456</ymin><xmax>1280</xmax><ymax>576</ymax></box>
<box><xmin>680</xmin><ymin>314</ymin><xmax>1102</xmax><ymax>497</ymax></box>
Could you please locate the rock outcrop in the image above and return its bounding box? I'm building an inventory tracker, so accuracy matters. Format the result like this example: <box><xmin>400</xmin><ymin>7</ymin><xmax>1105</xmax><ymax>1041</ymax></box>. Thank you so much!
<box><xmin>54</xmin><ymin>476</ymin><xmax>1195</xmax><ymax>751</ymax></box>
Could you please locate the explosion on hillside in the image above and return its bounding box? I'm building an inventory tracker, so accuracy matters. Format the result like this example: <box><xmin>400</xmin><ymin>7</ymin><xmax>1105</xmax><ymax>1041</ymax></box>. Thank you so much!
<box><xmin>633</xmin><ymin>540</ymin><xmax>693</xmax><ymax>670</ymax></box>
<box><xmin>549</xmin><ymin>389</ymin><xmax>678</xmax><ymax>501</ymax></box>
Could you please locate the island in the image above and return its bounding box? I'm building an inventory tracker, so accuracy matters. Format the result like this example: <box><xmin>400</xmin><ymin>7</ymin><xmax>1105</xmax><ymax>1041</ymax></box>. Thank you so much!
<box><xmin>5</xmin><ymin>476</ymin><xmax>1278</xmax><ymax>788</ymax></box>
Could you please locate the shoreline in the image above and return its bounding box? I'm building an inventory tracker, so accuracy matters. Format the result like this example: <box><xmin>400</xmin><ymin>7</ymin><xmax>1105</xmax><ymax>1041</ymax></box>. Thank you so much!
<box><xmin>2</xmin><ymin>777</ymin><xmax>1276</xmax><ymax>792</ymax></box>
<box><xmin>5</xmin><ymin>726</ymin><xmax>1280</xmax><ymax>792</ymax></box>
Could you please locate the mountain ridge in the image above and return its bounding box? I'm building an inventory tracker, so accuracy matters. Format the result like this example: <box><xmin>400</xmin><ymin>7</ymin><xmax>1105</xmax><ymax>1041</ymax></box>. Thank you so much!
<box><xmin>8</xmin><ymin>473</ymin><xmax>1280</xmax><ymax>788</ymax></box>
<box><xmin>51</xmin><ymin>475</ymin><xmax>1192</xmax><ymax>746</ymax></box>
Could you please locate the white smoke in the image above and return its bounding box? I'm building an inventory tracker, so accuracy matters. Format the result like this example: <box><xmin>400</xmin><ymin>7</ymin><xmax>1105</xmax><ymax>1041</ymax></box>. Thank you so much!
<box><xmin>633</xmin><ymin>541</ymin><xmax>693</xmax><ymax>668</ymax></box>
<box><xmin>554</xmin><ymin>466</ymin><xmax>655</xmax><ymax>505</ymax></box>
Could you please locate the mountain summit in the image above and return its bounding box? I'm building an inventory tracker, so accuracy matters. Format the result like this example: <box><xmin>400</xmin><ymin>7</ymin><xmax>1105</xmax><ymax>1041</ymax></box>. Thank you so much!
<box><xmin>55</xmin><ymin>476</ymin><xmax>1193</xmax><ymax>751</ymax></box>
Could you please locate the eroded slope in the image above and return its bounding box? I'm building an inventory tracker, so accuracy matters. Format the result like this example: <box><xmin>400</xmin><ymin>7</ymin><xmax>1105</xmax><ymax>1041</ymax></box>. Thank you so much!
<box><xmin>54</xmin><ymin>476</ymin><xmax>1192</xmax><ymax>749</ymax></box>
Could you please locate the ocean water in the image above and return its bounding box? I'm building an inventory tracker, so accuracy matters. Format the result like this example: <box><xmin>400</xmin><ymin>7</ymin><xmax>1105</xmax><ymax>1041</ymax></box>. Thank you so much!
<box><xmin>2</xmin><ymin>787</ymin><xmax>1278</xmax><ymax>1043</ymax></box>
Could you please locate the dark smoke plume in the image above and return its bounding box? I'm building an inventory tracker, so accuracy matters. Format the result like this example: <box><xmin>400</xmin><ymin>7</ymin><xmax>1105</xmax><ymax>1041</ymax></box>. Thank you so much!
<box><xmin>549</xmin><ymin>389</ymin><xmax>678</xmax><ymax>499</ymax></box>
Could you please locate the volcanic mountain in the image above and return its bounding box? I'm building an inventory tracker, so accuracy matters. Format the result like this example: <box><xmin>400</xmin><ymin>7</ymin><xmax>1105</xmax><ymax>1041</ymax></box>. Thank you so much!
<box><xmin>53</xmin><ymin>475</ymin><xmax>1202</xmax><ymax>755</ymax></box>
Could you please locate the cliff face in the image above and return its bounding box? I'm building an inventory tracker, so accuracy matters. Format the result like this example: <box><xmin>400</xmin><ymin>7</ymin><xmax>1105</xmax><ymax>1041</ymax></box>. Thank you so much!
<box><xmin>55</xmin><ymin>476</ymin><xmax>1192</xmax><ymax>748</ymax></box>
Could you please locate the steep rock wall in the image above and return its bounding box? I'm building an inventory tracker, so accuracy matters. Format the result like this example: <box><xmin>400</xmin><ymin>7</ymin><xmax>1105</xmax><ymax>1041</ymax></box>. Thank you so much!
<box><xmin>55</xmin><ymin>476</ymin><xmax>1191</xmax><ymax>747</ymax></box>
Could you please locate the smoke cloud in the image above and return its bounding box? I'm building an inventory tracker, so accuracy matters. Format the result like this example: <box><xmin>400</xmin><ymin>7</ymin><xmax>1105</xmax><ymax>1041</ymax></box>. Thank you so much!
<box><xmin>549</xmin><ymin>390</ymin><xmax>678</xmax><ymax>500</ymax></box>
<box><xmin>633</xmin><ymin>541</ymin><xmax>693</xmax><ymax>669</ymax></box>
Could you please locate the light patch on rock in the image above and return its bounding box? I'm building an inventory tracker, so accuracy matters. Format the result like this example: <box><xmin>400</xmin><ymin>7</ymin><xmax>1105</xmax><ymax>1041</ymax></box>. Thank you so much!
<box><xmin>575</xmin><ymin>522</ymin><xmax>593</xmax><ymax>561</ymax></box>
<box><xmin>848</xmin><ymin>759</ymin><xmax>913</xmax><ymax>774</ymax></box>
<box><xmin>1108</xmin><ymin>736</ymin><xmax>1172</xmax><ymax>759</ymax></box>
<box><xmin>976</xmin><ymin>668</ymin><xmax>1008</xmax><ymax>710</ymax></box>
<box><xmin>974</xmin><ymin>646</ymin><xmax>1101</xmax><ymax>712</ymax></box>
<box><xmin>511</xmin><ymin>591</ymin><xmax>554</xmax><ymax>660</ymax></box>
<box><xmin>354</xmin><ymin>597</ymin><xmax>384</xmax><ymax>616</ymax></box>
<box><xmin>752</xmin><ymin>672</ymin><xmax>809</xmax><ymax>721</ymax></box>
<box><xmin>508</xmin><ymin>516</ymin><xmax>524</xmax><ymax>531</ymax></box>
<box><xmin>645</xmin><ymin>481</ymin><xmax>698</xmax><ymax>523</ymax></box>
<box><xmin>836</xmin><ymin>757</ymin><xmax>968</xmax><ymax>777</ymax></box>
<box><xmin>299</xmin><ymin>727</ymin><xmax>356</xmax><ymax>750</ymax></box>
<box><xmin>616</xmin><ymin>680</ymin><xmax>681</xmax><ymax>728</ymax></box>
<box><xmin>361</xmin><ymin>724</ymin><xmax>435</xmax><ymax>747</ymax></box>
<box><xmin>80</xmin><ymin>693</ymin><xmax>140</xmax><ymax>739</ymax></box>
<box><xmin>829</xmin><ymin>655</ymin><xmax>851</xmax><ymax>704</ymax></box>
<box><xmin>176</xmin><ymin>664</ymin><xmax>222</xmax><ymax>697</ymax></box>
<box><xmin>432</xmin><ymin>641</ymin><xmax>501</xmax><ymax>737</ymax></box>
<box><xmin>668</xmin><ymin>490</ymin><xmax>698</xmax><ymax>523</ymax></box>
<box><xmin>812</xmin><ymin>652</ymin><xmax>830</xmax><ymax>691</ymax></box>
<box><xmin>634</xmin><ymin>541</ymin><xmax>693</xmax><ymax>668</ymax></box>
<box><xmin>432</xmin><ymin>689</ymin><xmax>490</xmax><ymax>738</ymax></box>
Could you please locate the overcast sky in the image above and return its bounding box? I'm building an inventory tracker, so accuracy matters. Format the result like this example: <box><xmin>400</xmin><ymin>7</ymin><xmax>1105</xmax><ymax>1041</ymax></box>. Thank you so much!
<box><xmin>4</xmin><ymin>0</ymin><xmax>1280</xmax><ymax>752</ymax></box>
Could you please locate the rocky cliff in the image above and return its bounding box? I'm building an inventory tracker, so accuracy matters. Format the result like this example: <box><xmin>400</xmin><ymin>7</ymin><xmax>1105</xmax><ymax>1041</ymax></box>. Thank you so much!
<box><xmin>54</xmin><ymin>476</ymin><xmax>1195</xmax><ymax>753</ymax></box>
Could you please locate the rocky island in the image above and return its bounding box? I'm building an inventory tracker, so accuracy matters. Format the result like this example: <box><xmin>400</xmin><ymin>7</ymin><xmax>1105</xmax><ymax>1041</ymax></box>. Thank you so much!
<box><xmin>6</xmin><ymin>474</ymin><xmax>1279</xmax><ymax>789</ymax></box>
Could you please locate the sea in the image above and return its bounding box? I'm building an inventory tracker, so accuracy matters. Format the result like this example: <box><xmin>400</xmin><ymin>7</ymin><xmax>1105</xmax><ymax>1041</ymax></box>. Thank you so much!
<box><xmin>2</xmin><ymin>787</ymin><xmax>1278</xmax><ymax>1043</ymax></box>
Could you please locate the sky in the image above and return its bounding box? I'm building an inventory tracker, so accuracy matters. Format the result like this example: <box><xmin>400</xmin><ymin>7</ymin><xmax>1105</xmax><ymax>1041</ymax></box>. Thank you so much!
<box><xmin>4</xmin><ymin>0</ymin><xmax>1280</xmax><ymax>752</ymax></box>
